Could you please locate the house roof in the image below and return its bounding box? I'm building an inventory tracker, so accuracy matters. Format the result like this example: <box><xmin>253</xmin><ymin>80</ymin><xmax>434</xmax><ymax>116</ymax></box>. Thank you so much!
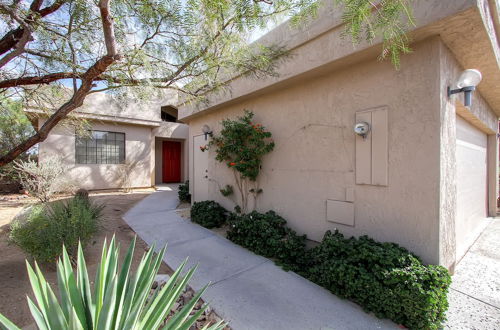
<box><xmin>178</xmin><ymin>0</ymin><xmax>500</xmax><ymax>120</ymax></box>
<box><xmin>25</xmin><ymin>108</ymin><xmax>162</xmax><ymax>127</ymax></box>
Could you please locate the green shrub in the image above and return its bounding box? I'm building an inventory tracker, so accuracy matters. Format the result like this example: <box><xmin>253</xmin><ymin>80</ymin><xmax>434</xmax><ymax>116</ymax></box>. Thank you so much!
<box><xmin>0</xmin><ymin>236</ymin><xmax>225</xmax><ymax>330</ymax></box>
<box><xmin>10</xmin><ymin>196</ymin><xmax>103</xmax><ymax>263</ymax></box>
<box><xmin>304</xmin><ymin>230</ymin><xmax>451</xmax><ymax>329</ymax></box>
<box><xmin>225</xmin><ymin>210</ymin><xmax>451</xmax><ymax>329</ymax></box>
<box><xmin>178</xmin><ymin>180</ymin><xmax>191</xmax><ymax>203</ymax></box>
<box><xmin>227</xmin><ymin>210</ymin><xmax>307</xmax><ymax>269</ymax></box>
<box><xmin>190</xmin><ymin>200</ymin><xmax>227</xmax><ymax>228</ymax></box>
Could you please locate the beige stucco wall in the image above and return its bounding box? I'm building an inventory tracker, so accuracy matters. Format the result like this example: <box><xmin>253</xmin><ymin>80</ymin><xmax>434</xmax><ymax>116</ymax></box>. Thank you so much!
<box><xmin>70</xmin><ymin>90</ymin><xmax>177</xmax><ymax>123</ymax></box>
<box><xmin>438</xmin><ymin>39</ymin><xmax>498</xmax><ymax>268</ymax></box>
<box><xmin>187</xmin><ymin>38</ymin><xmax>445</xmax><ymax>265</ymax></box>
<box><xmin>38</xmin><ymin>120</ymin><xmax>154</xmax><ymax>190</ymax></box>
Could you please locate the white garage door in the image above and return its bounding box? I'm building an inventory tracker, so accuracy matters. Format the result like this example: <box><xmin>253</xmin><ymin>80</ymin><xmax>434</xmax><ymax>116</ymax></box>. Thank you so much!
<box><xmin>456</xmin><ymin>116</ymin><xmax>488</xmax><ymax>259</ymax></box>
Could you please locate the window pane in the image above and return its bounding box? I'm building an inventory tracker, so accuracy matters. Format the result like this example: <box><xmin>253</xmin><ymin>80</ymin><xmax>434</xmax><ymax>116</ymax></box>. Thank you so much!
<box><xmin>75</xmin><ymin>130</ymin><xmax>125</xmax><ymax>164</ymax></box>
<box><xmin>93</xmin><ymin>131</ymin><xmax>106</xmax><ymax>139</ymax></box>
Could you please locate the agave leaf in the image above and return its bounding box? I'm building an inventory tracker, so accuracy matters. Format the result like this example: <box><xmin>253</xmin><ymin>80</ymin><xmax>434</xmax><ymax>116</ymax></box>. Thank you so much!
<box><xmin>0</xmin><ymin>236</ymin><xmax>224</xmax><ymax>330</ymax></box>
<box><xmin>0</xmin><ymin>312</ymin><xmax>21</xmax><ymax>330</ymax></box>
<box><xmin>121</xmin><ymin>245</ymin><xmax>165</xmax><ymax>330</ymax></box>
<box><xmin>94</xmin><ymin>236</ymin><xmax>108</xmax><ymax>323</ymax></box>
<box><xmin>175</xmin><ymin>305</ymin><xmax>206</xmax><ymax>330</ymax></box>
<box><xmin>162</xmin><ymin>280</ymin><xmax>209</xmax><ymax>330</ymax></box>
<box><xmin>113</xmin><ymin>236</ymin><xmax>135</xmax><ymax>329</ymax></box>
<box><xmin>140</xmin><ymin>260</ymin><xmax>190</xmax><ymax>329</ymax></box>
<box><xmin>56</xmin><ymin>258</ymin><xmax>72</xmax><ymax>320</ymax></box>
<box><xmin>25</xmin><ymin>261</ymin><xmax>49</xmax><ymax>322</ymax></box>
<box><xmin>44</xmin><ymin>277</ymin><xmax>68</xmax><ymax>329</ymax></box>
<box><xmin>77</xmin><ymin>241</ymin><xmax>94</xmax><ymax>327</ymax></box>
<box><xmin>96</xmin><ymin>273</ymin><xmax>118</xmax><ymax>330</ymax></box>
<box><xmin>26</xmin><ymin>296</ymin><xmax>48</xmax><ymax>330</ymax></box>
<box><xmin>68</xmin><ymin>306</ymin><xmax>85</xmax><ymax>330</ymax></box>
<box><xmin>204</xmin><ymin>320</ymin><xmax>226</xmax><ymax>330</ymax></box>
<box><xmin>61</xmin><ymin>244</ymin><xmax>86</xmax><ymax>323</ymax></box>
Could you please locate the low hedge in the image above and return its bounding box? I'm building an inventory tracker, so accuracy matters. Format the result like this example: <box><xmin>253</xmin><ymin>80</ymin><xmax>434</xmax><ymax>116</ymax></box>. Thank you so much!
<box><xmin>304</xmin><ymin>230</ymin><xmax>451</xmax><ymax>329</ymax></box>
<box><xmin>190</xmin><ymin>200</ymin><xmax>227</xmax><ymax>228</ymax></box>
<box><xmin>225</xmin><ymin>209</ymin><xmax>451</xmax><ymax>329</ymax></box>
<box><xmin>178</xmin><ymin>181</ymin><xmax>191</xmax><ymax>203</ymax></box>
<box><xmin>227</xmin><ymin>211</ymin><xmax>307</xmax><ymax>270</ymax></box>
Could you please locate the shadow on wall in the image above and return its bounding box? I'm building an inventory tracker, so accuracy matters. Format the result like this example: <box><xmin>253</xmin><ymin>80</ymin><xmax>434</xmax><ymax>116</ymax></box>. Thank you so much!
<box><xmin>67</xmin><ymin>138</ymin><xmax>151</xmax><ymax>190</ymax></box>
<box><xmin>153</xmin><ymin>122</ymin><xmax>189</xmax><ymax>139</ymax></box>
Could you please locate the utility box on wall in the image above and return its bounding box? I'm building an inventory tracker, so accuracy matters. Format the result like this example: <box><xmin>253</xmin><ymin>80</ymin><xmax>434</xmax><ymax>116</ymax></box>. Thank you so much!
<box><xmin>326</xmin><ymin>199</ymin><xmax>355</xmax><ymax>226</ymax></box>
<box><xmin>355</xmin><ymin>107</ymin><xmax>388</xmax><ymax>186</ymax></box>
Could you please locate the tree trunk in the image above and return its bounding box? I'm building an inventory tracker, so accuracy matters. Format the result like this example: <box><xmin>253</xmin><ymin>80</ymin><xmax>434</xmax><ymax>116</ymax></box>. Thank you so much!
<box><xmin>0</xmin><ymin>0</ymin><xmax>120</xmax><ymax>167</ymax></box>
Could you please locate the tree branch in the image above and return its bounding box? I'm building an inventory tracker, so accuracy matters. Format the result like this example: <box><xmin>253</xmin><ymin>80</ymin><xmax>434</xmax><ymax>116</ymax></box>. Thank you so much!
<box><xmin>0</xmin><ymin>0</ymin><xmax>120</xmax><ymax>167</ymax></box>
<box><xmin>0</xmin><ymin>0</ymin><xmax>65</xmax><ymax>56</ymax></box>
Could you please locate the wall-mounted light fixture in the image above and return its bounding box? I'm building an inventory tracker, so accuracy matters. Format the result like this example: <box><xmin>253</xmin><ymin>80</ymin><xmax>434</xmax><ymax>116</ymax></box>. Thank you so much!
<box><xmin>354</xmin><ymin>121</ymin><xmax>371</xmax><ymax>139</ymax></box>
<box><xmin>448</xmin><ymin>69</ymin><xmax>482</xmax><ymax>107</ymax></box>
<box><xmin>202</xmin><ymin>124</ymin><xmax>213</xmax><ymax>140</ymax></box>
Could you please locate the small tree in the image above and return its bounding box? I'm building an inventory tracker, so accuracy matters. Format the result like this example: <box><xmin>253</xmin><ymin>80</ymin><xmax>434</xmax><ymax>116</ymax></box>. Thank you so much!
<box><xmin>209</xmin><ymin>110</ymin><xmax>274</xmax><ymax>213</ymax></box>
<box><xmin>14</xmin><ymin>156</ymin><xmax>75</xmax><ymax>203</ymax></box>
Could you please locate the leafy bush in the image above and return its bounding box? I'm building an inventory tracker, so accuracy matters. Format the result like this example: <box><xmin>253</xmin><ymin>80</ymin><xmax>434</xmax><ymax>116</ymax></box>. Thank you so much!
<box><xmin>178</xmin><ymin>180</ymin><xmax>191</xmax><ymax>203</ymax></box>
<box><xmin>225</xmin><ymin>210</ymin><xmax>451</xmax><ymax>329</ymax></box>
<box><xmin>10</xmin><ymin>196</ymin><xmax>103</xmax><ymax>263</ymax></box>
<box><xmin>190</xmin><ymin>200</ymin><xmax>227</xmax><ymax>228</ymax></box>
<box><xmin>0</xmin><ymin>236</ymin><xmax>225</xmax><ymax>330</ymax></box>
<box><xmin>304</xmin><ymin>230</ymin><xmax>451</xmax><ymax>329</ymax></box>
<box><xmin>227</xmin><ymin>210</ymin><xmax>307</xmax><ymax>270</ymax></box>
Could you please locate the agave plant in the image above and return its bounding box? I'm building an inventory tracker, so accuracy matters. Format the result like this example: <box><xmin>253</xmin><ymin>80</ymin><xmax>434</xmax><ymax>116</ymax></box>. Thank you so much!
<box><xmin>0</xmin><ymin>236</ymin><xmax>224</xmax><ymax>330</ymax></box>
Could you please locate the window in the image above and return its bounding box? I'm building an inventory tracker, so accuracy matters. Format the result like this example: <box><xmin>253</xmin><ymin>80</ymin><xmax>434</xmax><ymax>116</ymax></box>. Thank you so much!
<box><xmin>76</xmin><ymin>130</ymin><xmax>125</xmax><ymax>164</ymax></box>
<box><xmin>161</xmin><ymin>106</ymin><xmax>178</xmax><ymax>122</ymax></box>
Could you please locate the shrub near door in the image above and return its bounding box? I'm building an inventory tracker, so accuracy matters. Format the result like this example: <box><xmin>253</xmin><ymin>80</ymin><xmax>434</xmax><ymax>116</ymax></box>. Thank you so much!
<box><xmin>227</xmin><ymin>211</ymin><xmax>307</xmax><ymax>270</ymax></box>
<box><xmin>190</xmin><ymin>201</ymin><xmax>227</xmax><ymax>228</ymax></box>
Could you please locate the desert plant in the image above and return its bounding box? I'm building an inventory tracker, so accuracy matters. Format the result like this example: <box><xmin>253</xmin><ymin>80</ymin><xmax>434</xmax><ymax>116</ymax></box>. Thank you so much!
<box><xmin>227</xmin><ymin>210</ymin><xmax>307</xmax><ymax>270</ymax></box>
<box><xmin>10</xmin><ymin>196</ymin><xmax>103</xmax><ymax>263</ymax></box>
<box><xmin>0</xmin><ymin>236</ymin><xmax>225</xmax><ymax>330</ymax></box>
<box><xmin>75</xmin><ymin>188</ymin><xmax>90</xmax><ymax>201</ymax></box>
<box><xmin>209</xmin><ymin>110</ymin><xmax>274</xmax><ymax>213</ymax></box>
<box><xmin>178</xmin><ymin>181</ymin><xmax>191</xmax><ymax>203</ymax></box>
<box><xmin>190</xmin><ymin>201</ymin><xmax>227</xmax><ymax>229</ymax></box>
<box><xmin>13</xmin><ymin>156</ymin><xmax>75</xmax><ymax>203</ymax></box>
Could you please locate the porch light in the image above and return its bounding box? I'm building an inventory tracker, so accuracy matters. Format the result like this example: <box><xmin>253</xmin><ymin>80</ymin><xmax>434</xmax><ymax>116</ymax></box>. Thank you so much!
<box><xmin>448</xmin><ymin>69</ymin><xmax>482</xmax><ymax>107</ymax></box>
<box><xmin>202</xmin><ymin>124</ymin><xmax>213</xmax><ymax>140</ymax></box>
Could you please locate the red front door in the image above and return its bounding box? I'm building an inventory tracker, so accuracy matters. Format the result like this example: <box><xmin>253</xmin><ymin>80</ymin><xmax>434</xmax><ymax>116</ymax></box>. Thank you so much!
<box><xmin>162</xmin><ymin>141</ymin><xmax>181</xmax><ymax>183</ymax></box>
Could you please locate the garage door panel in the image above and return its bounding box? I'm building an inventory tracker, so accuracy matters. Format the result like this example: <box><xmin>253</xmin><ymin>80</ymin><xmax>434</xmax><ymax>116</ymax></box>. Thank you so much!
<box><xmin>456</xmin><ymin>116</ymin><xmax>488</xmax><ymax>259</ymax></box>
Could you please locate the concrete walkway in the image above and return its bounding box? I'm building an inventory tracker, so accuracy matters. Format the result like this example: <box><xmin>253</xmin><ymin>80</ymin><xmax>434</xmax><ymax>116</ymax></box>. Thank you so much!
<box><xmin>123</xmin><ymin>184</ymin><xmax>396</xmax><ymax>330</ymax></box>
<box><xmin>445</xmin><ymin>218</ymin><xmax>500</xmax><ymax>329</ymax></box>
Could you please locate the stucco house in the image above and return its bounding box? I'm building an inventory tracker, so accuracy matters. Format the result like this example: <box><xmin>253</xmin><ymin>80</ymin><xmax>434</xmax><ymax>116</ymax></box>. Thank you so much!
<box><xmin>179</xmin><ymin>0</ymin><xmax>500</xmax><ymax>271</ymax></box>
<box><xmin>30</xmin><ymin>91</ymin><xmax>189</xmax><ymax>190</ymax></box>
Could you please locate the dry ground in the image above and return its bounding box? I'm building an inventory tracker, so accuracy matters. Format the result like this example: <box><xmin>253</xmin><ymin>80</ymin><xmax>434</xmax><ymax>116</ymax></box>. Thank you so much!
<box><xmin>0</xmin><ymin>190</ymin><xmax>171</xmax><ymax>327</ymax></box>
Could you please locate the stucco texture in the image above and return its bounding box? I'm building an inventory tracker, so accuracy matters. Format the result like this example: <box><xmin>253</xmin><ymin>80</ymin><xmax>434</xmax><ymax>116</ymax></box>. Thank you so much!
<box><xmin>187</xmin><ymin>38</ymin><xmax>445</xmax><ymax>265</ymax></box>
<box><xmin>439</xmin><ymin>39</ymin><xmax>498</xmax><ymax>268</ymax></box>
<box><xmin>39</xmin><ymin>120</ymin><xmax>154</xmax><ymax>190</ymax></box>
